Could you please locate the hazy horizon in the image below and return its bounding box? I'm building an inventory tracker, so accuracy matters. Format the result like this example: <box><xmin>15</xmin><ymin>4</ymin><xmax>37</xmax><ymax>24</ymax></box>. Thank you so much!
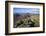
<box><xmin>13</xmin><ymin>8</ymin><xmax>40</xmax><ymax>14</ymax></box>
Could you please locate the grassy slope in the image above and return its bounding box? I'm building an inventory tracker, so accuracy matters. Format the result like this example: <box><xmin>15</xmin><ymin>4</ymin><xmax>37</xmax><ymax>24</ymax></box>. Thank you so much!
<box><xmin>14</xmin><ymin>14</ymin><xmax>40</xmax><ymax>28</ymax></box>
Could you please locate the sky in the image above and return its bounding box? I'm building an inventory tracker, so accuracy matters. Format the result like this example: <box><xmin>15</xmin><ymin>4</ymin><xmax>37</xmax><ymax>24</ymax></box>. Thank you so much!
<box><xmin>13</xmin><ymin>8</ymin><xmax>40</xmax><ymax>14</ymax></box>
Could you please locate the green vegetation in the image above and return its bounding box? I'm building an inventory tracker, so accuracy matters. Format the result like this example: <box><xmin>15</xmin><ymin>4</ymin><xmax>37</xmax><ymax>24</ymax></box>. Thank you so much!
<box><xmin>15</xmin><ymin>14</ymin><xmax>40</xmax><ymax>27</ymax></box>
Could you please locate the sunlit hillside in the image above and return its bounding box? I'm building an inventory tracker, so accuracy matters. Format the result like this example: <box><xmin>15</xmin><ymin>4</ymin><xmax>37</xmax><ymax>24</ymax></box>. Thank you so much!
<box><xmin>14</xmin><ymin>13</ymin><xmax>40</xmax><ymax>28</ymax></box>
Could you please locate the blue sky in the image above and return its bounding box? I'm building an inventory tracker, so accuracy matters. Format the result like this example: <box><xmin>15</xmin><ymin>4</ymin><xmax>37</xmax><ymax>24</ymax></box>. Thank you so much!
<box><xmin>13</xmin><ymin>8</ymin><xmax>40</xmax><ymax>14</ymax></box>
